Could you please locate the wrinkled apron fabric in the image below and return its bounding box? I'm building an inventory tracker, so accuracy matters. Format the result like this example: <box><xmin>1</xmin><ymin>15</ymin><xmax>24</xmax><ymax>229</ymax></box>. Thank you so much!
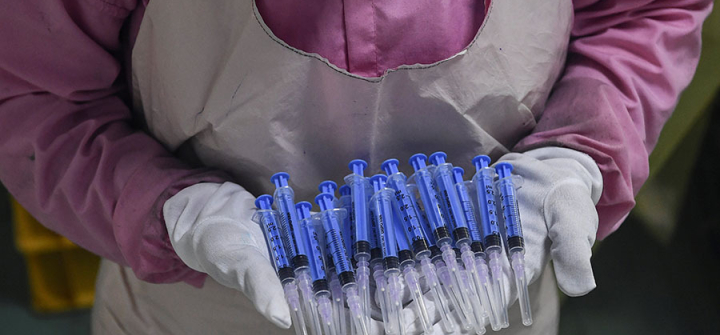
<box><xmin>93</xmin><ymin>0</ymin><xmax>572</xmax><ymax>333</ymax></box>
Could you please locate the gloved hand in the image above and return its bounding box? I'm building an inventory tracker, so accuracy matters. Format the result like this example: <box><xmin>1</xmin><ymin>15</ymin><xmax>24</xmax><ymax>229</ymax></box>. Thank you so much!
<box><xmin>498</xmin><ymin>146</ymin><xmax>602</xmax><ymax>297</ymax></box>
<box><xmin>163</xmin><ymin>182</ymin><xmax>291</xmax><ymax>329</ymax></box>
<box><xmin>400</xmin><ymin>146</ymin><xmax>603</xmax><ymax>334</ymax></box>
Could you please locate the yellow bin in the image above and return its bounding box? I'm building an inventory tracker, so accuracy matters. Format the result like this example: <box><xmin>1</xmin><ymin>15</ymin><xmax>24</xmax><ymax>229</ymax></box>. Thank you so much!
<box><xmin>11</xmin><ymin>199</ymin><xmax>100</xmax><ymax>312</ymax></box>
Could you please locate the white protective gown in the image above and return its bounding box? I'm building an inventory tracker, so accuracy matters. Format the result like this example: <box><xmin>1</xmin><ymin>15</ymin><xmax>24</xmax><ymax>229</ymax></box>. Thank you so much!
<box><xmin>93</xmin><ymin>0</ymin><xmax>572</xmax><ymax>333</ymax></box>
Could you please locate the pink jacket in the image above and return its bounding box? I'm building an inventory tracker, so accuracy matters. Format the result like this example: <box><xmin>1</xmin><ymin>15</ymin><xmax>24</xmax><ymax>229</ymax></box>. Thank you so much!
<box><xmin>0</xmin><ymin>0</ymin><xmax>712</xmax><ymax>285</ymax></box>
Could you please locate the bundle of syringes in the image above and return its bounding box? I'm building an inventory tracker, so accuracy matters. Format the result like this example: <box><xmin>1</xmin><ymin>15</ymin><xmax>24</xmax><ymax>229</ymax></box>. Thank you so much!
<box><xmin>253</xmin><ymin>152</ymin><xmax>532</xmax><ymax>335</ymax></box>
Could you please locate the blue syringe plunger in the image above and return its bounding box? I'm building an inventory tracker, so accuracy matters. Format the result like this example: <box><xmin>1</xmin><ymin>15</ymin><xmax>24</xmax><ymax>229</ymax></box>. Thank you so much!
<box><xmin>370</xmin><ymin>174</ymin><xmax>388</xmax><ymax>192</ymax></box>
<box><xmin>409</xmin><ymin>154</ymin><xmax>428</xmax><ymax>171</ymax></box>
<box><xmin>452</xmin><ymin>167</ymin><xmax>465</xmax><ymax>184</ymax></box>
<box><xmin>318</xmin><ymin>180</ymin><xmax>338</xmax><ymax>195</ymax></box>
<box><xmin>255</xmin><ymin>194</ymin><xmax>274</xmax><ymax>210</ymax></box>
<box><xmin>314</xmin><ymin>193</ymin><xmax>335</xmax><ymax>211</ymax></box>
<box><xmin>381</xmin><ymin>159</ymin><xmax>400</xmax><ymax>175</ymax></box>
<box><xmin>428</xmin><ymin>151</ymin><xmax>448</xmax><ymax>165</ymax></box>
<box><xmin>349</xmin><ymin>159</ymin><xmax>368</xmax><ymax>176</ymax></box>
<box><xmin>270</xmin><ymin>172</ymin><xmax>291</xmax><ymax>189</ymax></box>
<box><xmin>495</xmin><ymin>162</ymin><xmax>514</xmax><ymax>178</ymax></box>
<box><xmin>339</xmin><ymin>184</ymin><xmax>351</xmax><ymax>196</ymax></box>
<box><xmin>296</xmin><ymin>201</ymin><xmax>313</xmax><ymax>217</ymax></box>
<box><xmin>472</xmin><ymin>155</ymin><xmax>492</xmax><ymax>171</ymax></box>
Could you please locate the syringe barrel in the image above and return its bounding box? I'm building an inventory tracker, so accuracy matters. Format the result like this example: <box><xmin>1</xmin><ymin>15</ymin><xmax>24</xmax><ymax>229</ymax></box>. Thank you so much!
<box><xmin>345</xmin><ymin>160</ymin><xmax>371</xmax><ymax>260</ymax></box>
<box><xmin>271</xmin><ymin>173</ymin><xmax>309</xmax><ymax>270</ymax></box>
<box><xmin>296</xmin><ymin>202</ymin><xmax>327</xmax><ymax>283</ymax></box>
<box><xmin>408</xmin><ymin>183</ymin><xmax>437</xmax><ymax>250</ymax></box>
<box><xmin>315</xmin><ymin>191</ymin><xmax>355</xmax><ymax>287</ymax></box>
<box><xmin>452</xmin><ymin>167</ymin><xmax>485</xmax><ymax>254</ymax></box>
<box><xmin>393</xmin><ymin>209</ymin><xmax>412</xmax><ymax>256</ymax></box>
<box><xmin>472</xmin><ymin>155</ymin><xmax>503</xmax><ymax>249</ymax></box>
<box><xmin>368</xmin><ymin>206</ymin><xmax>381</xmax><ymax>261</ymax></box>
<box><xmin>495</xmin><ymin>163</ymin><xmax>525</xmax><ymax>251</ymax></box>
<box><xmin>408</xmin><ymin>154</ymin><xmax>452</xmax><ymax>244</ymax></box>
<box><xmin>253</xmin><ymin>195</ymin><xmax>294</xmax><ymax>282</ymax></box>
<box><xmin>429</xmin><ymin>153</ymin><xmax>470</xmax><ymax>242</ymax></box>
<box><xmin>338</xmin><ymin>185</ymin><xmax>354</xmax><ymax>261</ymax></box>
<box><xmin>382</xmin><ymin>159</ymin><xmax>429</xmax><ymax>255</ymax></box>
<box><xmin>369</xmin><ymin>175</ymin><xmax>400</xmax><ymax>271</ymax></box>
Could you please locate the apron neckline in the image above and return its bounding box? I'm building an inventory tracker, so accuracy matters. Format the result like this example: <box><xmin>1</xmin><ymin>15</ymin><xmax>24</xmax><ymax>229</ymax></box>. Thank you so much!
<box><xmin>250</xmin><ymin>0</ymin><xmax>496</xmax><ymax>83</ymax></box>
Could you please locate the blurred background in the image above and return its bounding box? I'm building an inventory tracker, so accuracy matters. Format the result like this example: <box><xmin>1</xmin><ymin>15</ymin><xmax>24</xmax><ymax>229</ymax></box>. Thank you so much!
<box><xmin>1</xmin><ymin>8</ymin><xmax>719</xmax><ymax>335</ymax></box>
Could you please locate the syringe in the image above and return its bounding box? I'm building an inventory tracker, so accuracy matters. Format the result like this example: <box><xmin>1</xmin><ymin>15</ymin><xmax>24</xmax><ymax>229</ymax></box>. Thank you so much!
<box><xmin>471</xmin><ymin>156</ymin><xmax>509</xmax><ymax>329</ymax></box>
<box><xmin>495</xmin><ymin>163</ymin><xmax>532</xmax><ymax>326</ymax></box>
<box><xmin>369</xmin><ymin>215</ymin><xmax>392</xmax><ymax>334</ymax></box>
<box><xmin>315</xmin><ymin>194</ymin><xmax>349</xmax><ymax>335</ymax></box>
<box><xmin>407</xmin><ymin>169</ymin><xmax>474</xmax><ymax>332</ymax></box>
<box><xmin>368</xmin><ymin>174</ymin><xmax>406</xmax><ymax>334</ymax></box>
<box><xmin>381</xmin><ymin>159</ymin><xmax>454</xmax><ymax>333</ymax></box>
<box><xmin>428</xmin><ymin>152</ymin><xmax>487</xmax><ymax>334</ymax></box>
<box><xmin>253</xmin><ymin>195</ymin><xmax>307</xmax><ymax>335</ymax></box>
<box><xmin>452</xmin><ymin>166</ymin><xmax>502</xmax><ymax>330</ymax></box>
<box><xmin>315</xmin><ymin>181</ymin><xmax>370</xmax><ymax>335</ymax></box>
<box><xmin>296</xmin><ymin>202</ymin><xmax>336</xmax><ymax>335</ymax></box>
<box><xmin>315</xmin><ymin>222</ymin><xmax>348</xmax><ymax>335</ymax></box>
<box><xmin>409</xmin><ymin>154</ymin><xmax>478</xmax><ymax>331</ymax></box>
<box><xmin>392</xmin><ymin>201</ymin><xmax>435</xmax><ymax>335</ymax></box>
<box><xmin>271</xmin><ymin>173</ymin><xmax>319</xmax><ymax>335</ymax></box>
<box><xmin>344</xmin><ymin>160</ymin><xmax>372</xmax><ymax>325</ymax></box>
<box><xmin>338</xmin><ymin>186</ymin><xmax>357</xmax><ymax>335</ymax></box>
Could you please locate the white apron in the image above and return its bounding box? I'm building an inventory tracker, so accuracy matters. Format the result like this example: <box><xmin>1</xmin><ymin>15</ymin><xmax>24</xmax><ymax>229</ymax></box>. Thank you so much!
<box><xmin>94</xmin><ymin>0</ymin><xmax>572</xmax><ymax>333</ymax></box>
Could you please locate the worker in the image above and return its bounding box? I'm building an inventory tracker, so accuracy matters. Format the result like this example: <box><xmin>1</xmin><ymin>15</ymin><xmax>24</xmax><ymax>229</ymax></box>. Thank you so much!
<box><xmin>0</xmin><ymin>0</ymin><xmax>712</xmax><ymax>334</ymax></box>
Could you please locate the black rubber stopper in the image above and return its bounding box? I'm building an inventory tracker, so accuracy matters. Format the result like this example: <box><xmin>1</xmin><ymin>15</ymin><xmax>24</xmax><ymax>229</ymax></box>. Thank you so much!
<box><xmin>398</xmin><ymin>250</ymin><xmax>414</xmax><ymax>264</ymax></box>
<box><xmin>292</xmin><ymin>255</ymin><xmax>309</xmax><ymax>269</ymax></box>
<box><xmin>484</xmin><ymin>234</ymin><xmax>502</xmax><ymax>249</ymax></box>
<box><xmin>383</xmin><ymin>256</ymin><xmax>400</xmax><ymax>270</ymax></box>
<box><xmin>471</xmin><ymin>241</ymin><xmax>485</xmax><ymax>254</ymax></box>
<box><xmin>452</xmin><ymin>227</ymin><xmax>470</xmax><ymax>242</ymax></box>
<box><xmin>433</xmin><ymin>226</ymin><xmax>451</xmax><ymax>242</ymax></box>
<box><xmin>277</xmin><ymin>267</ymin><xmax>295</xmax><ymax>282</ymax></box>
<box><xmin>354</xmin><ymin>241</ymin><xmax>371</xmax><ymax>256</ymax></box>
<box><xmin>507</xmin><ymin>236</ymin><xmax>525</xmax><ymax>250</ymax></box>
<box><xmin>370</xmin><ymin>248</ymin><xmax>383</xmax><ymax>261</ymax></box>
<box><xmin>430</xmin><ymin>246</ymin><xmax>442</xmax><ymax>259</ymax></box>
<box><xmin>338</xmin><ymin>271</ymin><xmax>355</xmax><ymax>286</ymax></box>
<box><xmin>412</xmin><ymin>239</ymin><xmax>429</xmax><ymax>255</ymax></box>
<box><xmin>313</xmin><ymin>279</ymin><xmax>329</xmax><ymax>293</ymax></box>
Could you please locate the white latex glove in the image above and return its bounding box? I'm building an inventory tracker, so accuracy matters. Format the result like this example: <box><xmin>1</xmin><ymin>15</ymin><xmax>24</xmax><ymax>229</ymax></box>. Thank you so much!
<box><xmin>163</xmin><ymin>182</ymin><xmax>291</xmax><ymax>329</ymax></box>
<box><xmin>400</xmin><ymin>146</ymin><xmax>603</xmax><ymax>334</ymax></box>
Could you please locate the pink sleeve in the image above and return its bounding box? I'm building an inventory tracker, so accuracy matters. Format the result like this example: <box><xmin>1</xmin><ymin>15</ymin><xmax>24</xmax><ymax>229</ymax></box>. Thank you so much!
<box><xmin>0</xmin><ymin>0</ymin><xmax>230</xmax><ymax>286</ymax></box>
<box><xmin>514</xmin><ymin>0</ymin><xmax>713</xmax><ymax>239</ymax></box>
